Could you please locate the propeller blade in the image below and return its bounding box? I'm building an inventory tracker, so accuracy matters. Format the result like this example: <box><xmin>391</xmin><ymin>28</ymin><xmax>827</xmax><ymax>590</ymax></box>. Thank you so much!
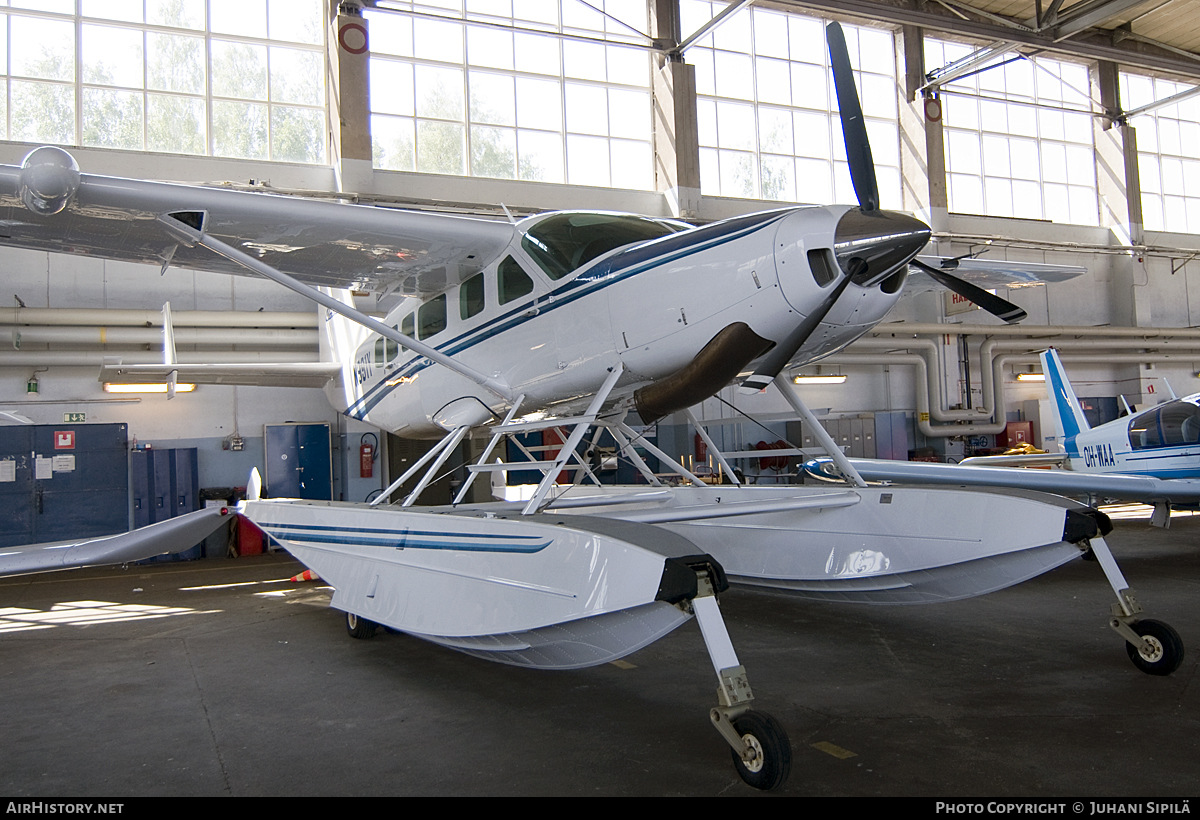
<box><xmin>910</xmin><ymin>258</ymin><xmax>1027</xmax><ymax>323</ymax></box>
<box><xmin>739</xmin><ymin>276</ymin><xmax>854</xmax><ymax>393</ymax></box>
<box><xmin>827</xmin><ymin>21</ymin><xmax>879</xmax><ymax>213</ymax></box>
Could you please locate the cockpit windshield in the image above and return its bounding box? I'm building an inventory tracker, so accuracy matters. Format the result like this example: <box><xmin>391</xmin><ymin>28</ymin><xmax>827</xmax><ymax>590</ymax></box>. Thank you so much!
<box><xmin>1128</xmin><ymin>398</ymin><xmax>1200</xmax><ymax>449</ymax></box>
<box><xmin>521</xmin><ymin>213</ymin><xmax>686</xmax><ymax>280</ymax></box>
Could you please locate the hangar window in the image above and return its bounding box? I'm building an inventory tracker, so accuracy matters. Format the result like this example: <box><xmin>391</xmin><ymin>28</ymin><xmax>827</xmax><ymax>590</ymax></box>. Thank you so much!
<box><xmin>1120</xmin><ymin>72</ymin><xmax>1200</xmax><ymax>235</ymax></box>
<box><xmin>366</xmin><ymin>1</ymin><xmax>654</xmax><ymax>190</ymax></box>
<box><xmin>0</xmin><ymin>1</ymin><xmax>326</xmax><ymax>162</ymax></box>
<box><xmin>925</xmin><ymin>39</ymin><xmax>1098</xmax><ymax>226</ymax></box>
<box><xmin>682</xmin><ymin>3</ymin><xmax>902</xmax><ymax>207</ymax></box>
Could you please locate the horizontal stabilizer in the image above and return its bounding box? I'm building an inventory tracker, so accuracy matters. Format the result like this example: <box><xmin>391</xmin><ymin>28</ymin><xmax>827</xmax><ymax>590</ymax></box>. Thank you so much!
<box><xmin>907</xmin><ymin>256</ymin><xmax>1086</xmax><ymax>292</ymax></box>
<box><xmin>100</xmin><ymin>361</ymin><xmax>341</xmax><ymax>388</ymax></box>
<box><xmin>0</xmin><ymin>507</ymin><xmax>232</xmax><ymax>578</ymax></box>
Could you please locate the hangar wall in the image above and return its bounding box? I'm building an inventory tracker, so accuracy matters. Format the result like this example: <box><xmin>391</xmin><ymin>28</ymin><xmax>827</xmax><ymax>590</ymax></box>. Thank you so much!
<box><xmin>2</xmin><ymin>1</ymin><xmax>1200</xmax><ymax>499</ymax></box>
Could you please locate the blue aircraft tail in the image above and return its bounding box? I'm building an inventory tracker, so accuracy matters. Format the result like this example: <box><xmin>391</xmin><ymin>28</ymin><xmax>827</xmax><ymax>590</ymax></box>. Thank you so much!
<box><xmin>1039</xmin><ymin>348</ymin><xmax>1089</xmax><ymax>456</ymax></box>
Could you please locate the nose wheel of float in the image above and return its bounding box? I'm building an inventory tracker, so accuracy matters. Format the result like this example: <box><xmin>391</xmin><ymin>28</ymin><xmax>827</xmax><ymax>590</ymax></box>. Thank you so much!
<box><xmin>338</xmin><ymin>567</ymin><xmax>794</xmax><ymax>791</ymax></box>
<box><xmin>688</xmin><ymin>570</ymin><xmax>793</xmax><ymax>791</ymax></box>
<box><xmin>1085</xmin><ymin>536</ymin><xmax>1185</xmax><ymax>676</ymax></box>
<box><xmin>715</xmin><ymin>708</ymin><xmax>792</xmax><ymax>791</ymax></box>
<box><xmin>1122</xmin><ymin>618</ymin><xmax>1184</xmax><ymax>676</ymax></box>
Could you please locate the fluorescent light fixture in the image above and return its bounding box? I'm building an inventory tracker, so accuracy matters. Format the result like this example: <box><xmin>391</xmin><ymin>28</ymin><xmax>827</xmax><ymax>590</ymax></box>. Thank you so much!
<box><xmin>793</xmin><ymin>374</ymin><xmax>847</xmax><ymax>384</ymax></box>
<box><xmin>103</xmin><ymin>383</ymin><xmax>196</xmax><ymax>393</ymax></box>
<box><xmin>1016</xmin><ymin>373</ymin><xmax>1045</xmax><ymax>382</ymax></box>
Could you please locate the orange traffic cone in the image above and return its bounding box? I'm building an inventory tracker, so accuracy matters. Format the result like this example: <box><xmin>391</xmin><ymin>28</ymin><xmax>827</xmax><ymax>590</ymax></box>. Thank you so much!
<box><xmin>290</xmin><ymin>569</ymin><xmax>320</xmax><ymax>582</ymax></box>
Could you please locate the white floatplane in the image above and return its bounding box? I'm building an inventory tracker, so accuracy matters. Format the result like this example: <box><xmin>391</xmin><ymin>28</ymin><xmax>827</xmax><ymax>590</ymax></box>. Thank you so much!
<box><xmin>0</xmin><ymin>20</ymin><xmax>1173</xmax><ymax>790</ymax></box>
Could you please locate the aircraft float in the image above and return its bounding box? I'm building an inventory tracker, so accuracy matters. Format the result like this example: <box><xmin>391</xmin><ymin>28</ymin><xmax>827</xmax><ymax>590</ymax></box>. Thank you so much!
<box><xmin>0</xmin><ymin>23</ymin><xmax>1180</xmax><ymax>791</ymax></box>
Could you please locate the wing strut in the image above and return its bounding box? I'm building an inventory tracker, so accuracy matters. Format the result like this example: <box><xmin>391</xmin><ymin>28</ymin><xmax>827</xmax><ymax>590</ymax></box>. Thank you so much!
<box><xmin>155</xmin><ymin>213</ymin><xmax>513</xmax><ymax>402</ymax></box>
<box><xmin>773</xmin><ymin>373</ymin><xmax>868</xmax><ymax>488</ymax></box>
<box><xmin>685</xmin><ymin>407</ymin><xmax>742</xmax><ymax>485</ymax></box>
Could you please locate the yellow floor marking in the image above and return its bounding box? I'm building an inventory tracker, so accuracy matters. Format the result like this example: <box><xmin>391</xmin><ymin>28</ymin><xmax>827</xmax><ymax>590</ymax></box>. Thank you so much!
<box><xmin>812</xmin><ymin>741</ymin><xmax>857</xmax><ymax>759</ymax></box>
<box><xmin>610</xmin><ymin>659</ymin><xmax>636</xmax><ymax>669</ymax></box>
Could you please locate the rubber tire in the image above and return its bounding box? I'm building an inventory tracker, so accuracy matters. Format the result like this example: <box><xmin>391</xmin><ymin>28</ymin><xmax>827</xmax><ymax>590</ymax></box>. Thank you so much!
<box><xmin>1125</xmin><ymin>618</ymin><xmax>1184</xmax><ymax>676</ymax></box>
<box><xmin>729</xmin><ymin>711</ymin><xmax>792</xmax><ymax>791</ymax></box>
<box><xmin>346</xmin><ymin>611</ymin><xmax>378</xmax><ymax>640</ymax></box>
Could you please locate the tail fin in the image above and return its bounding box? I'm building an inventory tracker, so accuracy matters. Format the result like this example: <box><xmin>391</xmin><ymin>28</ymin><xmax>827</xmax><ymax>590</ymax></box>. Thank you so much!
<box><xmin>1039</xmin><ymin>348</ymin><xmax>1089</xmax><ymax>455</ymax></box>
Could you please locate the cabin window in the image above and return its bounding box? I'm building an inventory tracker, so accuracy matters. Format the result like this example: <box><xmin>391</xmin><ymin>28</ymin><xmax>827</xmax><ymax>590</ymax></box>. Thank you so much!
<box><xmin>418</xmin><ymin>295</ymin><xmax>447</xmax><ymax>339</ymax></box>
<box><xmin>460</xmin><ymin>271</ymin><xmax>485</xmax><ymax>320</ymax></box>
<box><xmin>498</xmin><ymin>256</ymin><xmax>534</xmax><ymax>305</ymax></box>
<box><xmin>374</xmin><ymin>336</ymin><xmax>399</xmax><ymax>366</ymax></box>
<box><xmin>401</xmin><ymin>313</ymin><xmax>414</xmax><ymax>343</ymax></box>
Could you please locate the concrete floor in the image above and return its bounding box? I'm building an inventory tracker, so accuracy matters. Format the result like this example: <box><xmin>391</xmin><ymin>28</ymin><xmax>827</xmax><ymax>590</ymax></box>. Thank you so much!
<box><xmin>1</xmin><ymin>508</ymin><xmax>1198</xmax><ymax>797</ymax></box>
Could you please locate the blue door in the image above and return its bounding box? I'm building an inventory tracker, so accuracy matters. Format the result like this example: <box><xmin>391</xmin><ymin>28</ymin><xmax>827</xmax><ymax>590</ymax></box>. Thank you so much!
<box><xmin>264</xmin><ymin>423</ymin><xmax>332</xmax><ymax>500</ymax></box>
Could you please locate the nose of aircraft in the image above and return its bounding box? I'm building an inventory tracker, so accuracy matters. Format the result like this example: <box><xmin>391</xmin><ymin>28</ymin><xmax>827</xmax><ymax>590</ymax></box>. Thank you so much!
<box><xmin>833</xmin><ymin>209</ymin><xmax>930</xmax><ymax>287</ymax></box>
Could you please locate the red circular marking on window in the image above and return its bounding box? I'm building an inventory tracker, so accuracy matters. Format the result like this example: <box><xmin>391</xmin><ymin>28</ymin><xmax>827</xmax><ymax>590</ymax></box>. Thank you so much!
<box><xmin>339</xmin><ymin>21</ymin><xmax>368</xmax><ymax>55</ymax></box>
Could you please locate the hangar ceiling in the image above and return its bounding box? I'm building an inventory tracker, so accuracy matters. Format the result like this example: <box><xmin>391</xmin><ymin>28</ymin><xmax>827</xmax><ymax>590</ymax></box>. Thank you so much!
<box><xmin>748</xmin><ymin>0</ymin><xmax>1200</xmax><ymax>80</ymax></box>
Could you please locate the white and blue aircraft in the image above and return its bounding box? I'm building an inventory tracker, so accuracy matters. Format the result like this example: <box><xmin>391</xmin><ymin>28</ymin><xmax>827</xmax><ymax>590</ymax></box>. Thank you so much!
<box><xmin>0</xmin><ymin>22</ymin><xmax>1179</xmax><ymax>790</ymax></box>
<box><xmin>812</xmin><ymin>348</ymin><xmax>1200</xmax><ymax>523</ymax></box>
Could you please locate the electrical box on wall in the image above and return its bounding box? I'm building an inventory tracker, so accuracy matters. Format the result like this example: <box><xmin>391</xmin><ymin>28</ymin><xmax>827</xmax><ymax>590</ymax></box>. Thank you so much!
<box><xmin>997</xmin><ymin>421</ymin><xmax>1034</xmax><ymax>450</ymax></box>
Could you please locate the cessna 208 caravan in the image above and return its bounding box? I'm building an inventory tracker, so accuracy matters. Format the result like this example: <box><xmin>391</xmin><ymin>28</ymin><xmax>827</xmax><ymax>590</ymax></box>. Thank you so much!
<box><xmin>0</xmin><ymin>23</ymin><xmax>1180</xmax><ymax>790</ymax></box>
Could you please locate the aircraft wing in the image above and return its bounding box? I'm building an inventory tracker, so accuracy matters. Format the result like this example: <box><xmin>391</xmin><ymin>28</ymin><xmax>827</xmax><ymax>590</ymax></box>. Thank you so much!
<box><xmin>804</xmin><ymin>457</ymin><xmax>1200</xmax><ymax>504</ymax></box>
<box><xmin>0</xmin><ymin>507</ymin><xmax>232</xmax><ymax>578</ymax></box>
<box><xmin>907</xmin><ymin>257</ymin><xmax>1087</xmax><ymax>293</ymax></box>
<box><xmin>100</xmin><ymin>361</ymin><xmax>342</xmax><ymax>388</ymax></box>
<box><xmin>0</xmin><ymin>147</ymin><xmax>516</xmax><ymax>296</ymax></box>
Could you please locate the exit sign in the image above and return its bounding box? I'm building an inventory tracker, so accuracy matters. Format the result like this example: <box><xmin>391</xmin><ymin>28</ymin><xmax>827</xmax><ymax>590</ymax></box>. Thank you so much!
<box><xmin>64</xmin><ymin>412</ymin><xmax>86</xmax><ymax>423</ymax></box>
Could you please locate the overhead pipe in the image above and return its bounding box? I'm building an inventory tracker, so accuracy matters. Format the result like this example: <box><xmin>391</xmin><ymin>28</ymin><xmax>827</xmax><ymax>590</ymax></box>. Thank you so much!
<box><xmin>871</xmin><ymin>322</ymin><xmax>1200</xmax><ymax>340</ymax></box>
<box><xmin>3</xmin><ymin>308</ymin><xmax>318</xmax><ymax>327</ymax></box>
<box><xmin>0</xmin><ymin>325</ymin><xmax>316</xmax><ymax>347</ymax></box>
<box><xmin>818</xmin><ymin>329</ymin><xmax>1200</xmax><ymax>438</ymax></box>
<box><xmin>0</xmin><ymin>350</ymin><xmax>319</xmax><ymax>367</ymax></box>
<box><xmin>820</xmin><ymin>353</ymin><xmax>1008</xmax><ymax>437</ymax></box>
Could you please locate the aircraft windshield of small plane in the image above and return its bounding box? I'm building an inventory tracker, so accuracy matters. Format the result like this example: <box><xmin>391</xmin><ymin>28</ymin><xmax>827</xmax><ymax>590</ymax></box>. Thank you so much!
<box><xmin>1128</xmin><ymin>398</ymin><xmax>1200</xmax><ymax>449</ymax></box>
<box><xmin>521</xmin><ymin>213</ymin><xmax>685</xmax><ymax>280</ymax></box>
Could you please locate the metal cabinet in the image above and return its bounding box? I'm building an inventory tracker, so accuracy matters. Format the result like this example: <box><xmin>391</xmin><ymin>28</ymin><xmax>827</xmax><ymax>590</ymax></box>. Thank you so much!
<box><xmin>131</xmin><ymin>448</ymin><xmax>199</xmax><ymax>528</ymax></box>
<box><xmin>0</xmin><ymin>423</ymin><xmax>129</xmax><ymax>548</ymax></box>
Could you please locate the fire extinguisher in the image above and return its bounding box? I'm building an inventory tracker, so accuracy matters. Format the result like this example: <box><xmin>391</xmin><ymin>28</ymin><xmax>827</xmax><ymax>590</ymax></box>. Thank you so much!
<box><xmin>360</xmin><ymin>433</ymin><xmax>377</xmax><ymax>478</ymax></box>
